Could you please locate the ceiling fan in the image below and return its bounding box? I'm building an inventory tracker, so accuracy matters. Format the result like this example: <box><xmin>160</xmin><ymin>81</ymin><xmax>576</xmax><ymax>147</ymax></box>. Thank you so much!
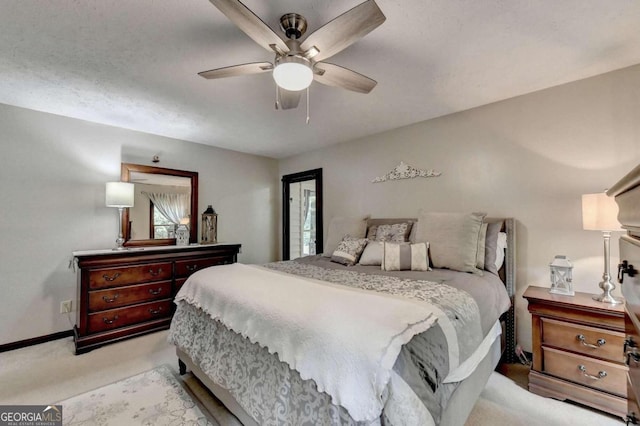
<box><xmin>199</xmin><ymin>0</ymin><xmax>386</xmax><ymax>111</ymax></box>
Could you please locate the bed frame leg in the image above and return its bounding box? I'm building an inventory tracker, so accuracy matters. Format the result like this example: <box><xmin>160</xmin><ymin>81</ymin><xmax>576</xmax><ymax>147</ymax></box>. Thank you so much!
<box><xmin>178</xmin><ymin>359</ymin><xmax>187</xmax><ymax>375</ymax></box>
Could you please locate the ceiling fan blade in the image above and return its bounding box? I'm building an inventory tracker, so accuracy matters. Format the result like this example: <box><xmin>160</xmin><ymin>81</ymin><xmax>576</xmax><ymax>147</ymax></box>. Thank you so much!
<box><xmin>278</xmin><ymin>89</ymin><xmax>302</xmax><ymax>110</ymax></box>
<box><xmin>198</xmin><ymin>62</ymin><xmax>273</xmax><ymax>79</ymax></box>
<box><xmin>314</xmin><ymin>63</ymin><xmax>377</xmax><ymax>94</ymax></box>
<box><xmin>208</xmin><ymin>0</ymin><xmax>289</xmax><ymax>53</ymax></box>
<box><xmin>300</xmin><ymin>0</ymin><xmax>385</xmax><ymax>62</ymax></box>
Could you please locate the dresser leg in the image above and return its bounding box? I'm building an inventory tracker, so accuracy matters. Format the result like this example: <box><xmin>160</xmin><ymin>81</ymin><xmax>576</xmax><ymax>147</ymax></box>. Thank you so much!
<box><xmin>178</xmin><ymin>359</ymin><xmax>187</xmax><ymax>375</ymax></box>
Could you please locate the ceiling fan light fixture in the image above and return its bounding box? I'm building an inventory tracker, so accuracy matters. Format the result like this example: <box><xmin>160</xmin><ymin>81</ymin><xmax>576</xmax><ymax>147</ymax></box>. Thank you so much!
<box><xmin>273</xmin><ymin>55</ymin><xmax>313</xmax><ymax>91</ymax></box>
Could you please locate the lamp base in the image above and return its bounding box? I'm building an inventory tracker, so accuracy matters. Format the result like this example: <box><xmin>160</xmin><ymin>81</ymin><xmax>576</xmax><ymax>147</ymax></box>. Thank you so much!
<box><xmin>592</xmin><ymin>293</ymin><xmax>623</xmax><ymax>305</ymax></box>
<box><xmin>592</xmin><ymin>278</ymin><xmax>623</xmax><ymax>305</ymax></box>
<box><xmin>112</xmin><ymin>235</ymin><xmax>127</xmax><ymax>251</ymax></box>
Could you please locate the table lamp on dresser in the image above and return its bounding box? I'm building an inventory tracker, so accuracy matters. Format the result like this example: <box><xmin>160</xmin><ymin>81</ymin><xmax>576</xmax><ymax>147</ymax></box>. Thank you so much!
<box><xmin>105</xmin><ymin>181</ymin><xmax>134</xmax><ymax>250</ymax></box>
<box><xmin>582</xmin><ymin>191</ymin><xmax>623</xmax><ymax>304</ymax></box>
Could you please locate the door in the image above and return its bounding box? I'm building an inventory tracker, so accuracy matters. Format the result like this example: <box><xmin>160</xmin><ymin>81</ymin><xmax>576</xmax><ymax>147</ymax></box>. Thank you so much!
<box><xmin>282</xmin><ymin>169</ymin><xmax>323</xmax><ymax>260</ymax></box>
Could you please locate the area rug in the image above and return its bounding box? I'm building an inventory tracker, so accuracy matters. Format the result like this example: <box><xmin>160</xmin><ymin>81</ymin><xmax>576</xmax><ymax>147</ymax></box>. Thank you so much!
<box><xmin>58</xmin><ymin>365</ymin><xmax>218</xmax><ymax>425</ymax></box>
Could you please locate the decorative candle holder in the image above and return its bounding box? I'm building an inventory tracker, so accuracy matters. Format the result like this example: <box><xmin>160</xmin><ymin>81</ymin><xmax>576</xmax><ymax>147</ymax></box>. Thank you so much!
<box><xmin>201</xmin><ymin>205</ymin><xmax>218</xmax><ymax>244</ymax></box>
<box><xmin>549</xmin><ymin>255</ymin><xmax>574</xmax><ymax>296</ymax></box>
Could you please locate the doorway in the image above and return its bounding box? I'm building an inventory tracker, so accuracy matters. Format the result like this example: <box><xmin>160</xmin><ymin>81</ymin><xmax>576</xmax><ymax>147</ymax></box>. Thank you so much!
<box><xmin>282</xmin><ymin>168</ymin><xmax>323</xmax><ymax>260</ymax></box>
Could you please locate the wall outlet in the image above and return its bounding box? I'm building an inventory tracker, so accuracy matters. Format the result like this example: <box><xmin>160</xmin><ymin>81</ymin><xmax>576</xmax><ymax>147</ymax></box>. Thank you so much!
<box><xmin>60</xmin><ymin>300</ymin><xmax>72</xmax><ymax>314</ymax></box>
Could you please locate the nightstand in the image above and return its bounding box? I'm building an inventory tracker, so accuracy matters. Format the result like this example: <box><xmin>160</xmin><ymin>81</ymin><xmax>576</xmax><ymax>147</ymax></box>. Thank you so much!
<box><xmin>523</xmin><ymin>285</ymin><xmax>627</xmax><ymax>418</ymax></box>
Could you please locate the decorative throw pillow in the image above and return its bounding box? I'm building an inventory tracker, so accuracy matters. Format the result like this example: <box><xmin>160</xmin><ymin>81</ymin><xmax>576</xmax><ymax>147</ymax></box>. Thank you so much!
<box><xmin>494</xmin><ymin>232</ymin><xmax>508</xmax><ymax>272</ymax></box>
<box><xmin>331</xmin><ymin>237</ymin><xmax>369</xmax><ymax>266</ymax></box>
<box><xmin>322</xmin><ymin>217</ymin><xmax>368</xmax><ymax>257</ymax></box>
<box><xmin>358</xmin><ymin>241</ymin><xmax>383</xmax><ymax>266</ymax></box>
<box><xmin>476</xmin><ymin>223</ymin><xmax>488</xmax><ymax>269</ymax></box>
<box><xmin>484</xmin><ymin>221</ymin><xmax>504</xmax><ymax>275</ymax></box>
<box><xmin>375</xmin><ymin>223</ymin><xmax>411</xmax><ymax>242</ymax></box>
<box><xmin>414</xmin><ymin>211</ymin><xmax>486</xmax><ymax>275</ymax></box>
<box><xmin>382</xmin><ymin>242</ymin><xmax>430</xmax><ymax>271</ymax></box>
<box><xmin>366</xmin><ymin>225</ymin><xmax>379</xmax><ymax>239</ymax></box>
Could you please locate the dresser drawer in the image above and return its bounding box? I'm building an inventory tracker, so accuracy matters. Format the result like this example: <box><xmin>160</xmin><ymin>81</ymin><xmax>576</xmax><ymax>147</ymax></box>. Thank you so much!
<box><xmin>88</xmin><ymin>280</ymin><xmax>172</xmax><ymax>312</ymax></box>
<box><xmin>175</xmin><ymin>278</ymin><xmax>188</xmax><ymax>293</ymax></box>
<box><xmin>543</xmin><ymin>346</ymin><xmax>627</xmax><ymax>396</ymax></box>
<box><xmin>87</xmin><ymin>299</ymin><xmax>172</xmax><ymax>333</ymax></box>
<box><xmin>542</xmin><ymin>317</ymin><xmax>625</xmax><ymax>363</ymax></box>
<box><xmin>89</xmin><ymin>262</ymin><xmax>172</xmax><ymax>289</ymax></box>
<box><xmin>175</xmin><ymin>256</ymin><xmax>231</xmax><ymax>277</ymax></box>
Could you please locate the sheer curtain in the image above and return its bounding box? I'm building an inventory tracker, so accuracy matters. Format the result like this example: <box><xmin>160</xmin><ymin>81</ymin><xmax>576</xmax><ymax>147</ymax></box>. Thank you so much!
<box><xmin>143</xmin><ymin>192</ymin><xmax>189</xmax><ymax>225</ymax></box>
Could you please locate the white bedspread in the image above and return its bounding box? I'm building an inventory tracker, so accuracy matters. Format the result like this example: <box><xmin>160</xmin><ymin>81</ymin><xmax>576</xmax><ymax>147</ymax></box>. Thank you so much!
<box><xmin>175</xmin><ymin>263</ymin><xmax>439</xmax><ymax>422</ymax></box>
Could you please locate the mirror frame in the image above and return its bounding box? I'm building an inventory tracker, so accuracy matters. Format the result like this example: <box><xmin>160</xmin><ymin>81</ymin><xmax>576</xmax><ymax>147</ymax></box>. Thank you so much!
<box><xmin>121</xmin><ymin>163</ymin><xmax>199</xmax><ymax>247</ymax></box>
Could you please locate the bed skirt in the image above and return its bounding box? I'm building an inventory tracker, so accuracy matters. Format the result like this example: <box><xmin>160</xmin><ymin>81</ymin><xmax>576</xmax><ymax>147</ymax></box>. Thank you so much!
<box><xmin>176</xmin><ymin>335</ymin><xmax>501</xmax><ymax>426</ymax></box>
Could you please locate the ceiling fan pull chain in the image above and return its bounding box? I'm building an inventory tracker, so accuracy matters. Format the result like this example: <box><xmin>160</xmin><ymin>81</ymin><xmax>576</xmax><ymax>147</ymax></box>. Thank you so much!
<box><xmin>306</xmin><ymin>87</ymin><xmax>310</xmax><ymax>124</ymax></box>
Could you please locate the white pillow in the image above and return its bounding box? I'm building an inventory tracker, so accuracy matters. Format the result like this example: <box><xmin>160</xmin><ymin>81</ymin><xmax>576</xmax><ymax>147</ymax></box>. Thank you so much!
<box><xmin>359</xmin><ymin>241</ymin><xmax>383</xmax><ymax>266</ymax></box>
<box><xmin>322</xmin><ymin>217</ymin><xmax>368</xmax><ymax>257</ymax></box>
<box><xmin>495</xmin><ymin>232</ymin><xmax>508</xmax><ymax>271</ymax></box>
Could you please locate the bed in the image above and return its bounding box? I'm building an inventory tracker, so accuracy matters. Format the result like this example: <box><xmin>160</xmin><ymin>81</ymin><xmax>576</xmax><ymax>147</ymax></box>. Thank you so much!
<box><xmin>169</xmin><ymin>215</ymin><xmax>516</xmax><ymax>426</ymax></box>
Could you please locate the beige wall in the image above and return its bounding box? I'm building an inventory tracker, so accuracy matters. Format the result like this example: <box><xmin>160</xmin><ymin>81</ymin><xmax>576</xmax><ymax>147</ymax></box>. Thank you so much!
<box><xmin>279</xmin><ymin>64</ymin><xmax>640</xmax><ymax>352</ymax></box>
<box><xmin>0</xmin><ymin>103</ymin><xmax>279</xmax><ymax>345</ymax></box>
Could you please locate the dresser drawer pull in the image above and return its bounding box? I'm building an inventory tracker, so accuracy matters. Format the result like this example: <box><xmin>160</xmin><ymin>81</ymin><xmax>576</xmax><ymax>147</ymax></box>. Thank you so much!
<box><xmin>577</xmin><ymin>364</ymin><xmax>607</xmax><ymax>380</ymax></box>
<box><xmin>101</xmin><ymin>294</ymin><xmax>119</xmax><ymax>303</ymax></box>
<box><xmin>102</xmin><ymin>272</ymin><xmax>121</xmax><ymax>282</ymax></box>
<box><xmin>186</xmin><ymin>265</ymin><xmax>198</xmax><ymax>272</ymax></box>
<box><xmin>102</xmin><ymin>315</ymin><xmax>119</xmax><ymax>325</ymax></box>
<box><xmin>148</xmin><ymin>288</ymin><xmax>162</xmax><ymax>296</ymax></box>
<box><xmin>148</xmin><ymin>268</ymin><xmax>163</xmax><ymax>276</ymax></box>
<box><xmin>148</xmin><ymin>307</ymin><xmax>163</xmax><ymax>315</ymax></box>
<box><xmin>576</xmin><ymin>334</ymin><xmax>605</xmax><ymax>349</ymax></box>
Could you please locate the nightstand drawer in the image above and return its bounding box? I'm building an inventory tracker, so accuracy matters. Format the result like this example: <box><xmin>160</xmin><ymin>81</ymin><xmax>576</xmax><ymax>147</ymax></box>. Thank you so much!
<box><xmin>89</xmin><ymin>262</ymin><xmax>172</xmax><ymax>289</ymax></box>
<box><xmin>87</xmin><ymin>299</ymin><xmax>172</xmax><ymax>333</ymax></box>
<box><xmin>88</xmin><ymin>280</ymin><xmax>172</xmax><ymax>312</ymax></box>
<box><xmin>543</xmin><ymin>346</ymin><xmax>627</xmax><ymax>396</ymax></box>
<box><xmin>542</xmin><ymin>317</ymin><xmax>625</xmax><ymax>363</ymax></box>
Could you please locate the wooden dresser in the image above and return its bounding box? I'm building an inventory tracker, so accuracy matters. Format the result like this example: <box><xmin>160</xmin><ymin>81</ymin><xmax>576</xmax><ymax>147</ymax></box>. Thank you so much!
<box><xmin>523</xmin><ymin>286</ymin><xmax>627</xmax><ymax>418</ymax></box>
<box><xmin>608</xmin><ymin>164</ymin><xmax>640</xmax><ymax>424</ymax></box>
<box><xmin>73</xmin><ymin>243</ymin><xmax>241</xmax><ymax>354</ymax></box>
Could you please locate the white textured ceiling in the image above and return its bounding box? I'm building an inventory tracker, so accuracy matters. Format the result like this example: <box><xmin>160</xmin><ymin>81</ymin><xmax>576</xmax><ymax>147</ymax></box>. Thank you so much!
<box><xmin>1</xmin><ymin>1</ymin><xmax>640</xmax><ymax>159</ymax></box>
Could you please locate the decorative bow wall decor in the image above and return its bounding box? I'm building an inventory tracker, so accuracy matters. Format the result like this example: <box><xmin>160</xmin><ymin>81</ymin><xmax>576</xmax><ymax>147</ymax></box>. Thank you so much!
<box><xmin>372</xmin><ymin>161</ymin><xmax>442</xmax><ymax>183</ymax></box>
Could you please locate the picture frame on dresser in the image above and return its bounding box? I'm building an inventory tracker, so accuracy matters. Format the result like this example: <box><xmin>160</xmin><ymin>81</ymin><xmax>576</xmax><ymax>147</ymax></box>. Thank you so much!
<box><xmin>73</xmin><ymin>243</ymin><xmax>241</xmax><ymax>354</ymax></box>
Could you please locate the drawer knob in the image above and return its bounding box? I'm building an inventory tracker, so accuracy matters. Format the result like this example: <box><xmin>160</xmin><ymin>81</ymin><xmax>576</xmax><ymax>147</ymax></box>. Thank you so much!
<box><xmin>186</xmin><ymin>265</ymin><xmax>198</xmax><ymax>272</ymax></box>
<box><xmin>102</xmin><ymin>272</ymin><xmax>121</xmax><ymax>282</ymax></box>
<box><xmin>102</xmin><ymin>293</ymin><xmax>119</xmax><ymax>303</ymax></box>
<box><xmin>577</xmin><ymin>364</ymin><xmax>607</xmax><ymax>380</ymax></box>
<box><xmin>102</xmin><ymin>315</ymin><xmax>119</xmax><ymax>325</ymax></box>
<box><xmin>148</xmin><ymin>268</ymin><xmax>163</xmax><ymax>276</ymax></box>
<box><xmin>148</xmin><ymin>307</ymin><xmax>163</xmax><ymax>315</ymax></box>
<box><xmin>576</xmin><ymin>334</ymin><xmax>605</xmax><ymax>349</ymax></box>
<box><xmin>148</xmin><ymin>288</ymin><xmax>162</xmax><ymax>296</ymax></box>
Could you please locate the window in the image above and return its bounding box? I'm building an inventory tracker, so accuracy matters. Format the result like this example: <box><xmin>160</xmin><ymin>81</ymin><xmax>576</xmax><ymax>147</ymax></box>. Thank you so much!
<box><xmin>150</xmin><ymin>202</ymin><xmax>175</xmax><ymax>239</ymax></box>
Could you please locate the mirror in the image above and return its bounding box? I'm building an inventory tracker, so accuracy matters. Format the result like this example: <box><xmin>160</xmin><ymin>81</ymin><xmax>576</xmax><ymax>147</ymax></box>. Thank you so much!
<box><xmin>121</xmin><ymin>163</ymin><xmax>198</xmax><ymax>247</ymax></box>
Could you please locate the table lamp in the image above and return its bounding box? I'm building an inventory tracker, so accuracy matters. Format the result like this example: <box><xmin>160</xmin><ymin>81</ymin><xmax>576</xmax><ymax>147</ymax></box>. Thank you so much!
<box><xmin>106</xmin><ymin>182</ymin><xmax>135</xmax><ymax>250</ymax></box>
<box><xmin>582</xmin><ymin>192</ymin><xmax>623</xmax><ymax>304</ymax></box>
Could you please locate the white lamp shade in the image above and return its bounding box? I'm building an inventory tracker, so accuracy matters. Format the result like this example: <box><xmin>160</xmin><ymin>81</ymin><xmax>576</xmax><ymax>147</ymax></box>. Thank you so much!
<box><xmin>273</xmin><ymin>61</ymin><xmax>313</xmax><ymax>91</ymax></box>
<box><xmin>105</xmin><ymin>182</ymin><xmax>135</xmax><ymax>208</ymax></box>
<box><xmin>582</xmin><ymin>192</ymin><xmax>622</xmax><ymax>231</ymax></box>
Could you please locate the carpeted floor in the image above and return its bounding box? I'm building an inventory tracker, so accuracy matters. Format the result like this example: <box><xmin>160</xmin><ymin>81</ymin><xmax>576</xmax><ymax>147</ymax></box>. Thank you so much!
<box><xmin>54</xmin><ymin>362</ymin><xmax>623</xmax><ymax>426</ymax></box>
<box><xmin>0</xmin><ymin>331</ymin><xmax>624</xmax><ymax>425</ymax></box>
